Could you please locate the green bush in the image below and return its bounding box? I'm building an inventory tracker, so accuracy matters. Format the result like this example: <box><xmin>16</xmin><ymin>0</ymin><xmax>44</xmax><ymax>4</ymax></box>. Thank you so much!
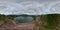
<box><xmin>40</xmin><ymin>14</ymin><xmax>60</xmax><ymax>30</ymax></box>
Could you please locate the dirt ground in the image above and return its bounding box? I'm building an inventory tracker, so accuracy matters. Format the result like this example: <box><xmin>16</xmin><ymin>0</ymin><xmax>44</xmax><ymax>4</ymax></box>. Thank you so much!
<box><xmin>0</xmin><ymin>21</ymin><xmax>34</xmax><ymax>30</ymax></box>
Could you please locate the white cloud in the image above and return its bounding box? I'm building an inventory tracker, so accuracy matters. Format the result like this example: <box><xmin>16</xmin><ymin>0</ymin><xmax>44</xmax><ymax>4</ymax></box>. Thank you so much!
<box><xmin>0</xmin><ymin>0</ymin><xmax>60</xmax><ymax>15</ymax></box>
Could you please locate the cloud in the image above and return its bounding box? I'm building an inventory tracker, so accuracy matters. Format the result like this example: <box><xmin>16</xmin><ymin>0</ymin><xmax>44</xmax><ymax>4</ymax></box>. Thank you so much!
<box><xmin>0</xmin><ymin>0</ymin><xmax>60</xmax><ymax>15</ymax></box>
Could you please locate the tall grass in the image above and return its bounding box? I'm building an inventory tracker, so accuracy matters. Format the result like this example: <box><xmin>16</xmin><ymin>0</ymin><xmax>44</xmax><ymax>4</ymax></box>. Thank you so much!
<box><xmin>41</xmin><ymin>14</ymin><xmax>60</xmax><ymax>30</ymax></box>
<box><xmin>34</xmin><ymin>14</ymin><xmax>60</xmax><ymax>30</ymax></box>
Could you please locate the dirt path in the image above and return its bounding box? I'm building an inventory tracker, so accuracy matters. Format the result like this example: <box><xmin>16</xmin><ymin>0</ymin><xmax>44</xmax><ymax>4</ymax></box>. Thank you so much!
<box><xmin>0</xmin><ymin>22</ymin><xmax>34</xmax><ymax>30</ymax></box>
<box><xmin>13</xmin><ymin>22</ymin><xmax>34</xmax><ymax>29</ymax></box>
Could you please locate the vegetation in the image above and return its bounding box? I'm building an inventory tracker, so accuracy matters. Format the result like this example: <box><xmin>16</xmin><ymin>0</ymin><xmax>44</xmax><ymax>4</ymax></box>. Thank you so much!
<box><xmin>0</xmin><ymin>14</ymin><xmax>60</xmax><ymax>30</ymax></box>
<box><xmin>0</xmin><ymin>14</ymin><xmax>35</xmax><ymax>27</ymax></box>
<box><xmin>0</xmin><ymin>14</ymin><xmax>17</xmax><ymax>27</ymax></box>
<box><xmin>34</xmin><ymin>14</ymin><xmax>60</xmax><ymax>30</ymax></box>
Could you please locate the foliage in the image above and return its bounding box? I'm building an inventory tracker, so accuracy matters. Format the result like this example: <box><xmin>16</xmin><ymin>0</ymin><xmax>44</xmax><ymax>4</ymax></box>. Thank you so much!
<box><xmin>40</xmin><ymin>14</ymin><xmax>60</xmax><ymax>30</ymax></box>
<box><xmin>0</xmin><ymin>14</ymin><xmax>17</xmax><ymax>27</ymax></box>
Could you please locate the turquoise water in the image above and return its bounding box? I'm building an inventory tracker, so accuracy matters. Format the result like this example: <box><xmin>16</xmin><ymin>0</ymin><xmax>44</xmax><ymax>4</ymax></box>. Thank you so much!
<box><xmin>15</xmin><ymin>16</ymin><xmax>33</xmax><ymax>23</ymax></box>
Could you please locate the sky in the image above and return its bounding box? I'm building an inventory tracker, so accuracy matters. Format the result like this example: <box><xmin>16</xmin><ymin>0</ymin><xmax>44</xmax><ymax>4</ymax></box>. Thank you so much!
<box><xmin>0</xmin><ymin>0</ymin><xmax>60</xmax><ymax>15</ymax></box>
